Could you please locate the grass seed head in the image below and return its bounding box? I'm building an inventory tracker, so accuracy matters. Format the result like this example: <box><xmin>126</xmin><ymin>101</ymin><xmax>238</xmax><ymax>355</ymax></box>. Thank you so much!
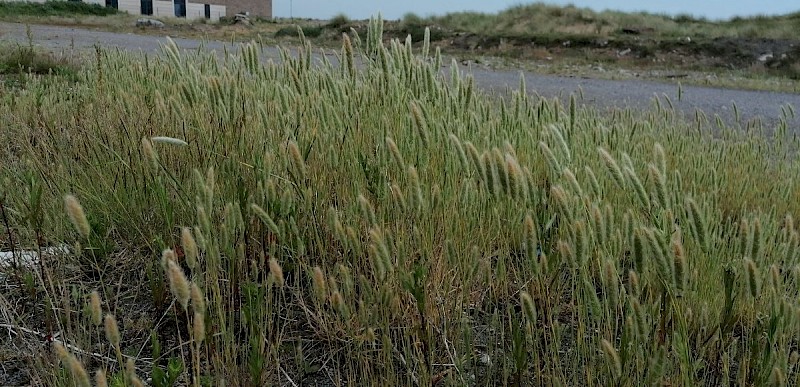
<box><xmin>311</xmin><ymin>266</ymin><xmax>327</xmax><ymax>301</ymax></box>
<box><xmin>181</xmin><ymin>227</ymin><xmax>198</xmax><ymax>270</ymax></box>
<box><xmin>269</xmin><ymin>257</ymin><xmax>285</xmax><ymax>288</ymax></box>
<box><xmin>520</xmin><ymin>291</ymin><xmax>537</xmax><ymax>324</ymax></box>
<box><xmin>193</xmin><ymin>312</ymin><xmax>206</xmax><ymax>344</ymax></box>
<box><xmin>386</xmin><ymin>136</ymin><xmax>405</xmax><ymax>169</ymax></box>
<box><xmin>672</xmin><ymin>237</ymin><xmax>687</xmax><ymax>291</ymax></box>
<box><xmin>288</xmin><ymin>140</ymin><xmax>307</xmax><ymax>179</ymax></box>
<box><xmin>89</xmin><ymin>290</ymin><xmax>102</xmax><ymax>326</ymax></box>
<box><xmin>126</xmin><ymin>359</ymin><xmax>144</xmax><ymax>387</ymax></box>
<box><xmin>744</xmin><ymin>258</ymin><xmax>760</xmax><ymax>298</ymax></box>
<box><xmin>600</xmin><ymin>339</ymin><xmax>622</xmax><ymax>378</ymax></box>
<box><xmin>95</xmin><ymin>370</ymin><xmax>108</xmax><ymax>387</ymax></box>
<box><xmin>597</xmin><ymin>147</ymin><xmax>626</xmax><ymax>189</ymax></box>
<box><xmin>55</xmin><ymin>343</ymin><xmax>90</xmax><ymax>387</ymax></box>
<box><xmin>104</xmin><ymin>314</ymin><xmax>120</xmax><ymax>350</ymax></box>
<box><xmin>191</xmin><ymin>283</ymin><xmax>205</xmax><ymax>314</ymax></box>
<box><xmin>141</xmin><ymin>137</ymin><xmax>156</xmax><ymax>166</ymax></box>
<box><xmin>167</xmin><ymin>258</ymin><xmax>191</xmax><ymax>310</ymax></box>
<box><xmin>64</xmin><ymin>195</ymin><xmax>91</xmax><ymax>239</ymax></box>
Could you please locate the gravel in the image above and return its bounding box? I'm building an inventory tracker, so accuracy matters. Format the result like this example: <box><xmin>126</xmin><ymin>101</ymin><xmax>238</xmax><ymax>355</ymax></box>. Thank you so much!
<box><xmin>2</xmin><ymin>21</ymin><xmax>799</xmax><ymax>131</ymax></box>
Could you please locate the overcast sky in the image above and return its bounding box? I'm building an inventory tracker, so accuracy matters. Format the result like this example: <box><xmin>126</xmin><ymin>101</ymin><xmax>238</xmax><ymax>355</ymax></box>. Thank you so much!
<box><xmin>273</xmin><ymin>1</ymin><xmax>800</xmax><ymax>21</ymax></box>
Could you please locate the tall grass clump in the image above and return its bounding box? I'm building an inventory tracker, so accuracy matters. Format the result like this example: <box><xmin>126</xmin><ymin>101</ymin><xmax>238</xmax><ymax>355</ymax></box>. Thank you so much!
<box><xmin>1</xmin><ymin>17</ymin><xmax>800</xmax><ymax>386</ymax></box>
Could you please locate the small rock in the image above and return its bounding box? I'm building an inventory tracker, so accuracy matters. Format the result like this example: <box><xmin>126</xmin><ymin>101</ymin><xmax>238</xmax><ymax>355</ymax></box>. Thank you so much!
<box><xmin>136</xmin><ymin>18</ymin><xmax>165</xmax><ymax>28</ymax></box>
<box><xmin>757</xmin><ymin>52</ymin><xmax>773</xmax><ymax>62</ymax></box>
<box><xmin>618</xmin><ymin>48</ymin><xmax>631</xmax><ymax>57</ymax></box>
<box><xmin>234</xmin><ymin>13</ymin><xmax>251</xmax><ymax>25</ymax></box>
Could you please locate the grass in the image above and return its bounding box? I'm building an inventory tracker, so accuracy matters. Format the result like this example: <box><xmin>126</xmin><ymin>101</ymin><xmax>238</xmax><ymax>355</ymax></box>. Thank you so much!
<box><xmin>422</xmin><ymin>2</ymin><xmax>800</xmax><ymax>40</ymax></box>
<box><xmin>1</xmin><ymin>16</ymin><xmax>800</xmax><ymax>385</ymax></box>
<box><xmin>0</xmin><ymin>27</ymin><xmax>81</xmax><ymax>87</ymax></box>
<box><xmin>0</xmin><ymin>1</ymin><xmax>117</xmax><ymax>17</ymax></box>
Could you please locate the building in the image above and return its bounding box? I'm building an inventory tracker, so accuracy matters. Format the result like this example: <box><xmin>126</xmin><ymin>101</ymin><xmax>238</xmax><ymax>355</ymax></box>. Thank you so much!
<box><xmin>79</xmin><ymin>0</ymin><xmax>225</xmax><ymax>21</ymax></box>
<box><xmin>214</xmin><ymin>0</ymin><xmax>270</xmax><ymax>18</ymax></box>
<box><xmin>4</xmin><ymin>0</ymin><xmax>270</xmax><ymax>22</ymax></box>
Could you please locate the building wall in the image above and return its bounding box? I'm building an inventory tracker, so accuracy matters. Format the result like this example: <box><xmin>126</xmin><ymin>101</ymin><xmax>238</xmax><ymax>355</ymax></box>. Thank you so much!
<box><xmin>0</xmin><ymin>0</ymin><xmax>232</xmax><ymax>21</ymax></box>
<box><xmin>207</xmin><ymin>4</ymin><xmax>225</xmax><ymax>21</ymax></box>
<box><xmin>185</xmin><ymin>2</ymin><xmax>204</xmax><ymax>19</ymax></box>
<box><xmin>214</xmin><ymin>0</ymin><xmax>269</xmax><ymax>18</ymax></box>
<box><xmin>152</xmin><ymin>0</ymin><xmax>173</xmax><ymax>17</ymax></box>
<box><xmin>117</xmin><ymin>0</ymin><xmax>140</xmax><ymax>15</ymax></box>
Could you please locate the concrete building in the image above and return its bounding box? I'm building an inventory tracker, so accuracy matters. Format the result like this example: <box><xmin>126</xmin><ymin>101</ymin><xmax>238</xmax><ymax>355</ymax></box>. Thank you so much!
<box><xmin>3</xmin><ymin>0</ymin><xmax>269</xmax><ymax>22</ymax></box>
<box><xmin>103</xmin><ymin>0</ymin><xmax>270</xmax><ymax>20</ymax></box>
<box><xmin>214</xmin><ymin>0</ymin><xmax>270</xmax><ymax>18</ymax></box>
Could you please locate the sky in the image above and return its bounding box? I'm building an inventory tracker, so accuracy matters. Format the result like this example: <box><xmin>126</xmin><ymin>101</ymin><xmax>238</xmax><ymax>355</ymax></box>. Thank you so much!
<box><xmin>273</xmin><ymin>1</ymin><xmax>800</xmax><ymax>21</ymax></box>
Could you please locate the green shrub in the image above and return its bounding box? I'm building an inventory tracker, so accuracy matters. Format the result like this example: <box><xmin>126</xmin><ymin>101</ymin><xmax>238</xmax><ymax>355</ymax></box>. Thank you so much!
<box><xmin>327</xmin><ymin>13</ymin><xmax>350</xmax><ymax>30</ymax></box>
<box><xmin>274</xmin><ymin>25</ymin><xmax>323</xmax><ymax>38</ymax></box>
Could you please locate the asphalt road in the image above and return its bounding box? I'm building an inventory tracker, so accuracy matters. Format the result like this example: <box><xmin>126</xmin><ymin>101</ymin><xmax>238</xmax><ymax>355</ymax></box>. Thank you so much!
<box><xmin>2</xmin><ymin>21</ymin><xmax>799</xmax><ymax>130</ymax></box>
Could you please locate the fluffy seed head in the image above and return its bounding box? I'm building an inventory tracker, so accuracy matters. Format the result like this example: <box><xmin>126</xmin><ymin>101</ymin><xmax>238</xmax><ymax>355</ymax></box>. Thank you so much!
<box><xmin>64</xmin><ymin>195</ymin><xmax>91</xmax><ymax>239</ymax></box>
<box><xmin>269</xmin><ymin>258</ymin><xmax>285</xmax><ymax>287</ymax></box>
<box><xmin>181</xmin><ymin>227</ymin><xmax>198</xmax><ymax>270</ymax></box>
<box><xmin>151</xmin><ymin>136</ymin><xmax>188</xmax><ymax>146</ymax></box>
<box><xmin>167</xmin><ymin>259</ymin><xmax>191</xmax><ymax>310</ymax></box>
<box><xmin>288</xmin><ymin>140</ymin><xmax>306</xmax><ymax>178</ymax></box>
<box><xmin>744</xmin><ymin>258</ymin><xmax>760</xmax><ymax>298</ymax></box>
<box><xmin>312</xmin><ymin>266</ymin><xmax>327</xmax><ymax>301</ymax></box>
<box><xmin>193</xmin><ymin>312</ymin><xmax>206</xmax><ymax>344</ymax></box>
<box><xmin>89</xmin><ymin>290</ymin><xmax>102</xmax><ymax>326</ymax></box>
<box><xmin>191</xmin><ymin>283</ymin><xmax>205</xmax><ymax>314</ymax></box>
<box><xmin>597</xmin><ymin>147</ymin><xmax>626</xmax><ymax>189</ymax></box>
<box><xmin>672</xmin><ymin>237</ymin><xmax>687</xmax><ymax>291</ymax></box>
<box><xmin>331</xmin><ymin>290</ymin><xmax>348</xmax><ymax>317</ymax></box>
<box><xmin>104</xmin><ymin>314</ymin><xmax>120</xmax><ymax>350</ymax></box>
<box><xmin>126</xmin><ymin>359</ymin><xmax>144</xmax><ymax>387</ymax></box>
<box><xmin>141</xmin><ymin>137</ymin><xmax>156</xmax><ymax>165</ymax></box>
<box><xmin>601</xmin><ymin>339</ymin><xmax>622</xmax><ymax>378</ymax></box>
<box><xmin>520</xmin><ymin>291</ymin><xmax>537</xmax><ymax>324</ymax></box>
<box><xmin>386</xmin><ymin>136</ymin><xmax>405</xmax><ymax>169</ymax></box>
<box><xmin>358</xmin><ymin>194</ymin><xmax>378</xmax><ymax>226</ymax></box>
<box><xmin>54</xmin><ymin>343</ymin><xmax>90</xmax><ymax>387</ymax></box>
<box><xmin>95</xmin><ymin>370</ymin><xmax>108</xmax><ymax>387</ymax></box>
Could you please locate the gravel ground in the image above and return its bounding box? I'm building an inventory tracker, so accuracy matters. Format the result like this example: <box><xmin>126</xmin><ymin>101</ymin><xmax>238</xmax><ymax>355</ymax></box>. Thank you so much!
<box><xmin>1</xmin><ymin>21</ymin><xmax>799</xmax><ymax>130</ymax></box>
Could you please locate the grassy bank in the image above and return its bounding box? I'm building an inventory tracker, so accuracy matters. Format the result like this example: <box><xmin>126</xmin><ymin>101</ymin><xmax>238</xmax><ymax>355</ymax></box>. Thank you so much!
<box><xmin>1</xmin><ymin>18</ymin><xmax>800</xmax><ymax>385</ymax></box>
<box><xmin>0</xmin><ymin>1</ymin><xmax>117</xmax><ymax>17</ymax></box>
<box><xmin>420</xmin><ymin>2</ymin><xmax>800</xmax><ymax>40</ymax></box>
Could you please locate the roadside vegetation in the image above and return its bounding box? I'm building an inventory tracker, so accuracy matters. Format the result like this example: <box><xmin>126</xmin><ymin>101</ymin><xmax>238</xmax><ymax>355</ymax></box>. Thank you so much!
<box><xmin>1</xmin><ymin>17</ymin><xmax>800</xmax><ymax>385</ymax></box>
<box><xmin>1</xmin><ymin>2</ymin><xmax>799</xmax><ymax>92</ymax></box>
<box><xmin>0</xmin><ymin>1</ymin><xmax>117</xmax><ymax>17</ymax></box>
<box><xmin>419</xmin><ymin>3</ymin><xmax>800</xmax><ymax>40</ymax></box>
<box><xmin>0</xmin><ymin>27</ymin><xmax>80</xmax><ymax>88</ymax></box>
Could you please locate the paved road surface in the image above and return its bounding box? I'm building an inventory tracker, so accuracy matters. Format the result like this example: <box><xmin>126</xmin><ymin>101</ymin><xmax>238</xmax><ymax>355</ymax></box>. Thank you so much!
<box><xmin>2</xmin><ymin>21</ymin><xmax>799</xmax><ymax>130</ymax></box>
